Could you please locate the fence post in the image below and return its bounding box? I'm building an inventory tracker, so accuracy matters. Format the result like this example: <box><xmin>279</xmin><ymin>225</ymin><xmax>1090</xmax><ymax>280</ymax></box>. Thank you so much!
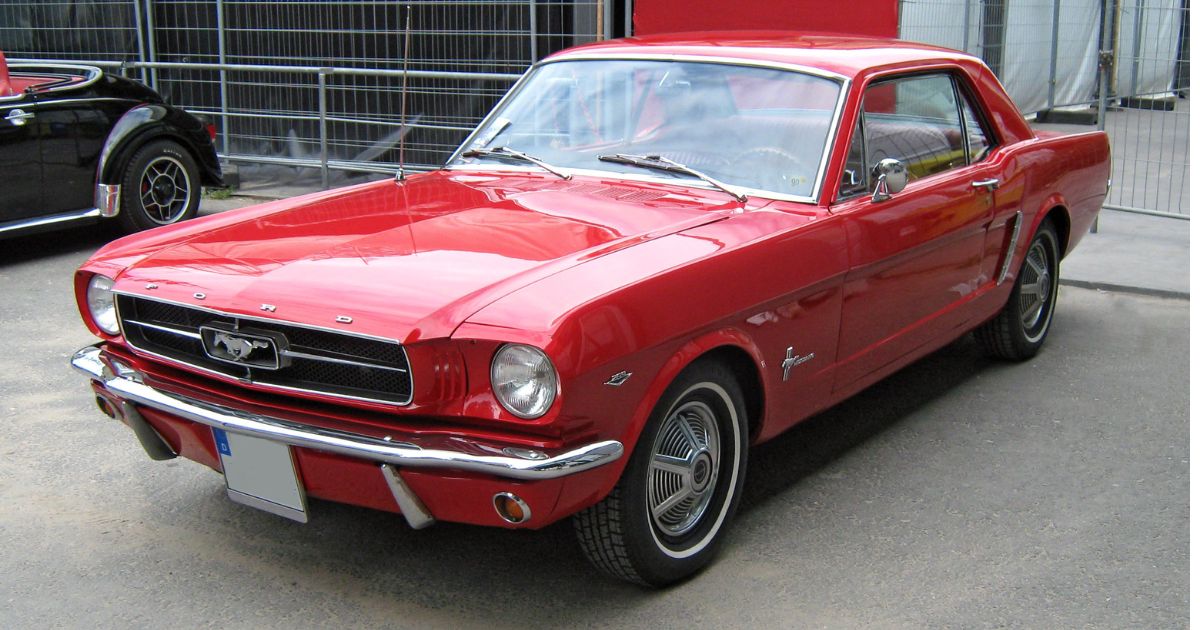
<box><xmin>529</xmin><ymin>0</ymin><xmax>538</xmax><ymax>63</ymax></box>
<box><xmin>1094</xmin><ymin>0</ymin><xmax>1116</xmax><ymax>234</ymax></box>
<box><xmin>131</xmin><ymin>0</ymin><xmax>148</xmax><ymax>84</ymax></box>
<box><xmin>144</xmin><ymin>0</ymin><xmax>158</xmax><ymax>90</ymax></box>
<box><xmin>318</xmin><ymin>69</ymin><xmax>329</xmax><ymax>190</ymax></box>
<box><xmin>1130</xmin><ymin>0</ymin><xmax>1146</xmax><ymax>98</ymax></box>
<box><xmin>216</xmin><ymin>0</ymin><xmax>230</xmax><ymax>156</ymax></box>
<box><xmin>1048</xmin><ymin>0</ymin><xmax>1061</xmax><ymax>110</ymax></box>
<box><xmin>962</xmin><ymin>0</ymin><xmax>971</xmax><ymax>52</ymax></box>
<box><xmin>1098</xmin><ymin>0</ymin><xmax>1115</xmax><ymax>132</ymax></box>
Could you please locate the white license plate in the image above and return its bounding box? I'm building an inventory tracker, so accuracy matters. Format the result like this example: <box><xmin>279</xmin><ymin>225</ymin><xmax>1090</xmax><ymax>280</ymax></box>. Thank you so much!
<box><xmin>213</xmin><ymin>428</ymin><xmax>308</xmax><ymax>523</ymax></box>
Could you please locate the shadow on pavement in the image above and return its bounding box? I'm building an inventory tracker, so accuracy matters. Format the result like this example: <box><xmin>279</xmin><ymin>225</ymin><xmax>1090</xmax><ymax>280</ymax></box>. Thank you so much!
<box><xmin>0</xmin><ymin>222</ymin><xmax>115</xmax><ymax>266</ymax></box>
<box><xmin>741</xmin><ymin>334</ymin><xmax>994</xmax><ymax>511</ymax></box>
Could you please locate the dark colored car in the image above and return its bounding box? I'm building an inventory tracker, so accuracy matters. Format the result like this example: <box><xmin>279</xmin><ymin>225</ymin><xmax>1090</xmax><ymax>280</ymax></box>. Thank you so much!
<box><xmin>0</xmin><ymin>52</ymin><xmax>222</xmax><ymax>238</ymax></box>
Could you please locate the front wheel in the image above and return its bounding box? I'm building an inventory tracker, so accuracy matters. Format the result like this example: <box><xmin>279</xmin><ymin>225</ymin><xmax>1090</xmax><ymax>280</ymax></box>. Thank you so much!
<box><xmin>116</xmin><ymin>139</ymin><xmax>201</xmax><ymax>233</ymax></box>
<box><xmin>974</xmin><ymin>220</ymin><xmax>1061</xmax><ymax>360</ymax></box>
<box><xmin>573</xmin><ymin>360</ymin><xmax>749</xmax><ymax>587</ymax></box>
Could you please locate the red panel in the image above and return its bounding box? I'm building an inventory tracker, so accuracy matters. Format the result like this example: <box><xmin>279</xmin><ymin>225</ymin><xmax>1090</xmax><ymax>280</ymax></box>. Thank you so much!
<box><xmin>634</xmin><ymin>1</ymin><xmax>899</xmax><ymax>38</ymax></box>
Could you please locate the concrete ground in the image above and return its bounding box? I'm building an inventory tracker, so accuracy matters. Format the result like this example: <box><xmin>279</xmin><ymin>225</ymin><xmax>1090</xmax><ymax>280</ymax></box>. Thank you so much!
<box><xmin>0</xmin><ymin>188</ymin><xmax>1188</xmax><ymax>628</ymax></box>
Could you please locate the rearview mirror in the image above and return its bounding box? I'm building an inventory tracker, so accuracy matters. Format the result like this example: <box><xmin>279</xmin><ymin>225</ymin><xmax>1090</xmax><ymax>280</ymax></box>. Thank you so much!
<box><xmin>871</xmin><ymin>158</ymin><xmax>908</xmax><ymax>202</ymax></box>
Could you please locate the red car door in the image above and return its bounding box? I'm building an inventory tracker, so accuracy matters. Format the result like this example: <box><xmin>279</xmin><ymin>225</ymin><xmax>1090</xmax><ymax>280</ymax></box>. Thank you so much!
<box><xmin>832</xmin><ymin>72</ymin><xmax>1000</xmax><ymax>393</ymax></box>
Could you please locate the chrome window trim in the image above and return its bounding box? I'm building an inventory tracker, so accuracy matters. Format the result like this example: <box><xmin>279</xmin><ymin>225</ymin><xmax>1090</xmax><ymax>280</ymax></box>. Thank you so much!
<box><xmin>447</xmin><ymin>54</ymin><xmax>851</xmax><ymax>206</ymax></box>
<box><xmin>1</xmin><ymin>64</ymin><xmax>103</xmax><ymax>102</ymax></box>
<box><xmin>114</xmin><ymin>292</ymin><xmax>414</xmax><ymax>407</ymax></box>
<box><xmin>0</xmin><ymin>98</ymin><xmax>137</xmax><ymax>114</ymax></box>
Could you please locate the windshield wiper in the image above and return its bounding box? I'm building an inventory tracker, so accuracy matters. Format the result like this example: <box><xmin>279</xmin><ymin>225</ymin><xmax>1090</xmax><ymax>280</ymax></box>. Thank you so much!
<box><xmin>598</xmin><ymin>153</ymin><xmax>747</xmax><ymax>202</ymax></box>
<box><xmin>460</xmin><ymin>146</ymin><xmax>571</xmax><ymax>180</ymax></box>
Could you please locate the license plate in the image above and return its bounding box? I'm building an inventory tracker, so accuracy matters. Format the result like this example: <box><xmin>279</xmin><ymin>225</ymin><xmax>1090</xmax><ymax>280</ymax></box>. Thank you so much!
<box><xmin>213</xmin><ymin>428</ymin><xmax>308</xmax><ymax>523</ymax></box>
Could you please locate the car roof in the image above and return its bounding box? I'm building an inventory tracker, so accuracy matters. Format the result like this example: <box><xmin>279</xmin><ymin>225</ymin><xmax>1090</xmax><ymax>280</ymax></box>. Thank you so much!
<box><xmin>547</xmin><ymin>31</ymin><xmax>980</xmax><ymax>79</ymax></box>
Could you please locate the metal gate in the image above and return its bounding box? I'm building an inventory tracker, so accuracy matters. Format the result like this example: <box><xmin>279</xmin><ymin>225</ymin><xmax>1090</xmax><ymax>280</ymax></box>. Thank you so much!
<box><xmin>1</xmin><ymin>0</ymin><xmax>607</xmax><ymax>184</ymax></box>
<box><xmin>3</xmin><ymin>0</ymin><xmax>1188</xmax><ymax>212</ymax></box>
<box><xmin>900</xmin><ymin>0</ymin><xmax>1190</xmax><ymax>218</ymax></box>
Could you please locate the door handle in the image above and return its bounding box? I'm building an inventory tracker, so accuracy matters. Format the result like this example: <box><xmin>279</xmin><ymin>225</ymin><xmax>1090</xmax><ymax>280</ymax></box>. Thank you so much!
<box><xmin>5</xmin><ymin>109</ymin><xmax>34</xmax><ymax>126</ymax></box>
<box><xmin>971</xmin><ymin>178</ymin><xmax>1000</xmax><ymax>191</ymax></box>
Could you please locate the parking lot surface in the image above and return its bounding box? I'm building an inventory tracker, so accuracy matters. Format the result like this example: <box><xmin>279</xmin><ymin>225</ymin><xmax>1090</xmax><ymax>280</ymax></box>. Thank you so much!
<box><xmin>0</xmin><ymin>220</ymin><xmax>1187</xmax><ymax>629</ymax></box>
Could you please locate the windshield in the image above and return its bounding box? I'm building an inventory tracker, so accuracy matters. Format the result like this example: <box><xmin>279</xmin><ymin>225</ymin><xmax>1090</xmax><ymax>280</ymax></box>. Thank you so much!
<box><xmin>454</xmin><ymin>59</ymin><xmax>843</xmax><ymax>199</ymax></box>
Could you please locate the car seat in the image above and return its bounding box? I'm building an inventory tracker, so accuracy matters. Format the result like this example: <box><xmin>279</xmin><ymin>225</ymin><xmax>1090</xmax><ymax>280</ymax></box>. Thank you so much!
<box><xmin>0</xmin><ymin>51</ymin><xmax>12</xmax><ymax>97</ymax></box>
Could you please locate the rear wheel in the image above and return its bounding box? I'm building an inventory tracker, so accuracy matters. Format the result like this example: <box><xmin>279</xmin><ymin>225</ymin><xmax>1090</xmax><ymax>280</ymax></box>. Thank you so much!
<box><xmin>116</xmin><ymin>139</ymin><xmax>201</xmax><ymax>233</ymax></box>
<box><xmin>573</xmin><ymin>360</ymin><xmax>748</xmax><ymax>587</ymax></box>
<box><xmin>975</xmin><ymin>220</ymin><xmax>1061</xmax><ymax>360</ymax></box>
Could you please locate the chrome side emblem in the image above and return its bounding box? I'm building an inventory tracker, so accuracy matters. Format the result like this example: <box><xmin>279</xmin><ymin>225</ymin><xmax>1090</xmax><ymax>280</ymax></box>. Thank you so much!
<box><xmin>260</xmin><ymin>304</ymin><xmax>277</xmax><ymax>312</ymax></box>
<box><xmin>193</xmin><ymin>292</ymin><xmax>206</xmax><ymax>300</ymax></box>
<box><xmin>605</xmin><ymin>371</ymin><xmax>633</xmax><ymax>387</ymax></box>
<box><xmin>145</xmin><ymin>283</ymin><xmax>158</xmax><ymax>290</ymax></box>
<box><xmin>335</xmin><ymin>315</ymin><xmax>353</xmax><ymax>324</ymax></box>
<box><xmin>781</xmin><ymin>347</ymin><xmax>814</xmax><ymax>382</ymax></box>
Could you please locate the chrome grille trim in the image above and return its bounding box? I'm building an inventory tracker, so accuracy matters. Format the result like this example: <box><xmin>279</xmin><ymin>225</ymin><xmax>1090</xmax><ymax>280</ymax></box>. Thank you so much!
<box><xmin>115</xmin><ymin>293</ymin><xmax>413</xmax><ymax>406</ymax></box>
<box><xmin>279</xmin><ymin>348</ymin><xmax>409</xmax><ymax>374</ymax></box>
<box><xmin>124</xmin><ymin>318</ymin><xmax>202</xmax><ymax>340</ymax></box>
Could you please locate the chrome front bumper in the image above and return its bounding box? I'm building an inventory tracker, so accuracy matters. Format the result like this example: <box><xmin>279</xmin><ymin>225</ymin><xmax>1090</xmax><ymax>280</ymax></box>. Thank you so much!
<box><xmin>71</xmin><ymin>345</ymin><xmax>623</xmax><ymax>481</ymax></box>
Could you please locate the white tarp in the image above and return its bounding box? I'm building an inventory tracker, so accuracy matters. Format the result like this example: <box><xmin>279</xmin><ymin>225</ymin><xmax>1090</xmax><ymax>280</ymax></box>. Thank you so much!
<box><xmin>902</xmin><ymin>0</ymin><xmax>1105</xmax><ymax>113</ymax></box>
<box><xmin>1114</xmin><ymin>0</ymin><xmax>1183</xmax><ymax>98</ymax></box>
<box><xmin>1002</xmin><ymin>0</ymin><xmax>1101</xmax><ymax>112</ymax></box>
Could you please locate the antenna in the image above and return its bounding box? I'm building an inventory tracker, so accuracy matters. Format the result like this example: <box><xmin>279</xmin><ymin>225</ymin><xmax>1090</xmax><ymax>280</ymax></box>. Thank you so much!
<box><xmin>395</xmin><ymin>5</ymin><xmax>412</xmax><ymax>184</ymax></box>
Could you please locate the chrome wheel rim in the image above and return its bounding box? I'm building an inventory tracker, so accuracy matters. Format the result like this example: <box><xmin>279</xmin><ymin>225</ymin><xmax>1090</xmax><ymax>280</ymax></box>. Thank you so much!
<box><xmin>647</xmin><ymin>400</ymin><xmax>721</xmax><ymax>538</ymax></box>
<box><xmin>139</xmin><ymin>156</ymin><xmax>192</xmax><ymax>225</ymax></box>
<box><xmin>1018</xmin><ymin>239</ymin><xmax>1053</xmax><ymax>335</ymax></box>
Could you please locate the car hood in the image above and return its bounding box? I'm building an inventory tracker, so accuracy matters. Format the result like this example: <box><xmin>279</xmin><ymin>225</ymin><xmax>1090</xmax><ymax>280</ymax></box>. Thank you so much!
<box><xmin>109</xmin><ymin>171</ymin><xmax>744</xmax><ymax>342</ymax></box>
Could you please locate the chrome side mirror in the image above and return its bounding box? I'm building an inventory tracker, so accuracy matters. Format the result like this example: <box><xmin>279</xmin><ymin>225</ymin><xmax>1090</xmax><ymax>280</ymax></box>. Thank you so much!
<box><xmin>871</xmin><ymin>158</ymin><xmax>908</xmax><ymax>202</ymax></box>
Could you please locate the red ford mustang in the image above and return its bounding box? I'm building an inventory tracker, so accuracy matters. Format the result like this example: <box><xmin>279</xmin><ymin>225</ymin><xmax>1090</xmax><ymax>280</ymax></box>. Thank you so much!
<box><xmin>71</xmin><ymin>33</ymin><xmax>1110</xmax><ymax>586</ymax></box>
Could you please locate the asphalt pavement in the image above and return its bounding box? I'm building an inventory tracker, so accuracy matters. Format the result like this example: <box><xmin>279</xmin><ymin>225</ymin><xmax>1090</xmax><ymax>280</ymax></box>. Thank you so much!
<box><xmin>0</xmin><ymin>186</ymin><xmax>1188</xmax><ymax>628</ymax></box>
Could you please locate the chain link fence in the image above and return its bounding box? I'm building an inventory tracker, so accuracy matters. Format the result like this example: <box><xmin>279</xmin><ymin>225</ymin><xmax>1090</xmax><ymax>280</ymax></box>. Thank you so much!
<box><xmin>2</xmin><ymin>0</ymin><xmax>1189</xmax><ymax>215</ymax></box>
<box><xmin>2</xmin><ymin>0</ymin><xmax>605</xmax><ymax>183</ymax></box>
<box><xmin>901</xmin><ymin>0</ymin><xmax>1189</xmax><ymax>218</ymax></box>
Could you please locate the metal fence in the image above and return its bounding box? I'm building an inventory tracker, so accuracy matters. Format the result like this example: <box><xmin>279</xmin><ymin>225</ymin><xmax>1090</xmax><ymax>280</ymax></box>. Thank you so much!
<box><xmin>2</xmin><ymin>0</ymin><xmax>606</xmax><ymax>183</ymax></box>
<box><xmin>901</xmin><ymin>0</ymin><xmax>1190</xmax><ymax>218</ymax></box>
<box><xmin>2</xmin><ymin>0</ymin><xmax>1189</xmax><ymax>216</ymax></box>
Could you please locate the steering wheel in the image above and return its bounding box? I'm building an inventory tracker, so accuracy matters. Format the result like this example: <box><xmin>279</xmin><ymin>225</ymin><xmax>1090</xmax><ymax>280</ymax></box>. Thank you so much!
<box><xmin>731</xmin><ymin>147</ymin><xmax>809</xmax><ymax>192</ymax></box>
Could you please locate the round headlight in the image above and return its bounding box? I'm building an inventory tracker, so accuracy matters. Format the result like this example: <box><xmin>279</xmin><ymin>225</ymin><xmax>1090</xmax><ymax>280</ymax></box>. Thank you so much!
<box><xmin>491</xmin><ymin>344</ymin><xmax>558</xmax><ymax>419</ymax></box>
<box><xmin>87</xmin><ymin>274</ymin><xmax>119</xmax><ymax>335</ymax></box>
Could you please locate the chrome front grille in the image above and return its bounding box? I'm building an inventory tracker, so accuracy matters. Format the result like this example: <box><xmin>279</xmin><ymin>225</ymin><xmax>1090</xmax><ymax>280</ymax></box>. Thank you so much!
<box><xmin>116</xmin><ymin>294</ymin><xmax>412</xmax><ymax>405</ymax></box>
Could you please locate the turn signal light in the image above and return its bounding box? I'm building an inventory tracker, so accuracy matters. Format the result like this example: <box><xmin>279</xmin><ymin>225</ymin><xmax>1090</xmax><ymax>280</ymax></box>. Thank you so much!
<box><xmin>493</xmin><ymin>492</ymin><xmax>531</xmax><ymax>524</ymax></box>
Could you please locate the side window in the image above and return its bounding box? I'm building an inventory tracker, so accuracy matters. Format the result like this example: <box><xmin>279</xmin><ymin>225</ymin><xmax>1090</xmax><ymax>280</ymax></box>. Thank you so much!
<box><xmin>958</xmin><ymin>83</ymin><xmax>994</xmax><ymax>163</ymax></box>
<box><xmin>839</xmin><ymin>113</ymin><xmax>868</xmax><ymax>198</ymax></box>
<box><xmin>862</xmin><ymin>74</ymin><xmax>966</xmax><ymax>181</ymax></box>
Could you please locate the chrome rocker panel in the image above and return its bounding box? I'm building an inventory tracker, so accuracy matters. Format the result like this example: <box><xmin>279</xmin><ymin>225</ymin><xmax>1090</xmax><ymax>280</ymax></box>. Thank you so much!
<box><xmin>72</xmin><ymin>345</ymin><xmax>624</xmax><ymax>481</ymax></box>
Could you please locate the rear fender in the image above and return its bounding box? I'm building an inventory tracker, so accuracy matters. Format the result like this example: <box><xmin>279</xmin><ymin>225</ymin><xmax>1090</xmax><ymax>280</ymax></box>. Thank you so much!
<box><xmin>96</xmin><ymin>104</ymin><xmax>222</xmax><ymax>187</ymax></box>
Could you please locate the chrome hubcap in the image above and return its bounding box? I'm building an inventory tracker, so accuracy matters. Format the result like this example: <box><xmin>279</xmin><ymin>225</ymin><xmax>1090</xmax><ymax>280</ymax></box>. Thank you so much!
<box><xmin>1018</xmin><ymin>240</ymin><xmax>1052</xmax><ymax>331</ymax></box>
<box><xmin>139</xmin><ymin>156</ymin><xmax>192</xmax><ymax>224</ymax></box>
<box><xmin>647</xmin><ymin>400</ymin><xmax>721</xmax><ymax>537</ymax></box>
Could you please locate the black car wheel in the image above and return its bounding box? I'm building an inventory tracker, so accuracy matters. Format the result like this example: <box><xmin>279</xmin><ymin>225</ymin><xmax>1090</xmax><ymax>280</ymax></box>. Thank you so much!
<box><xmin>574</xmin><ymin>360</ymin><xmax>748</xmax><ymax>587</ymax></box>
<box><xmin>975</xmin><ymin>220</ymin><xmax>1061</xmax><ymax>360</ymax></box>
<box><xmin>117</xmin><ymin>139</ymin><xmax>201</xmax><ymax>233</ymax></box>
